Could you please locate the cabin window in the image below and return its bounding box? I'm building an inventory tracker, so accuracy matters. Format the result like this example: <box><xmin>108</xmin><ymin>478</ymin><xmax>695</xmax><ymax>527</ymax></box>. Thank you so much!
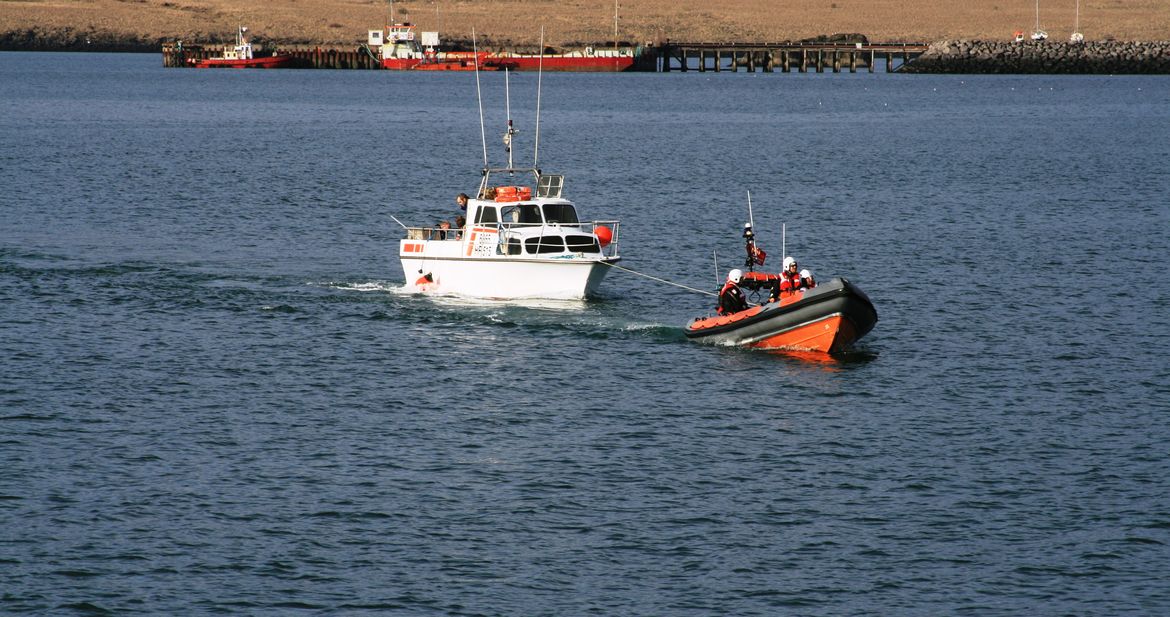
<box><xmin>564</xmin><ymin>235</ymin><xmax>600</xmax><ymax>253</ymax></box>
<box><xmin>542</xmin><ymin>204</ymin><xmax>579</xmax><ymax>224</ymax></box>
<box><xmin>525</xmin><ymin>236</ymin><xmax>565</xmax><ymax>254</ymax></box>
<box><xmin>501</xmin><ymin>204</ymin><xmax>543</xmax><ymax>225</ymax></box>
<box><xmin>475</xmin><ymin>206</ymin><xmax>498</xmax><ymax>225</ymax></box>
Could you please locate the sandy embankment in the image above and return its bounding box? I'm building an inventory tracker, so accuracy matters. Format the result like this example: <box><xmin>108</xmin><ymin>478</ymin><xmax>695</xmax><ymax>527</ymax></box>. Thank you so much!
<box><xmin>1</xmin><ymin>0</ymin><xmax>1168</xmax><ymax>51</ymax></box>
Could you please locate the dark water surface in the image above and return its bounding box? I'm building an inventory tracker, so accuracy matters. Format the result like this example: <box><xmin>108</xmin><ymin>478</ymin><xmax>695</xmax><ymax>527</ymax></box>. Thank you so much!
<box><xmin>2</xmin><ymin>52</ymin><xmax>1169</xmax><ymax>615</ymax></box>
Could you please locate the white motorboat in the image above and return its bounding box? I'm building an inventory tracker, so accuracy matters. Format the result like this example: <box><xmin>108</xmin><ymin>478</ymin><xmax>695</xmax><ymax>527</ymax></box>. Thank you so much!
<box><xmin>398</xmin><ymin>172</ymin><xmax>621</xmax><ymax>300</ymax></box>
<box><xmin>396</xmin><ymin>38</ymin><xmax>621</xmax><ymax>300</ymax></box>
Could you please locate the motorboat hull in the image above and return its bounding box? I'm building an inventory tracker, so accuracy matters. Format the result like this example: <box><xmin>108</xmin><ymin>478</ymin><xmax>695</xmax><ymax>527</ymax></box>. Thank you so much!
<box><xmin>401</xmin><ymin>255</ymin><xmax>617</xmax><ymax>300</ymax></box>
<box><xmin>482</xmin><ymin>55</ymin><xmax>635</xmax><ymax>72</ymax></box>
<box><xmin>191</xmin><ymin>55</ymin><xmax>296</xmax><ymax>68</ymax></box>
<box><xmin>685</xmin><ymin>278</ymin><xmax>878</xmax><ymax>353</ymax></box>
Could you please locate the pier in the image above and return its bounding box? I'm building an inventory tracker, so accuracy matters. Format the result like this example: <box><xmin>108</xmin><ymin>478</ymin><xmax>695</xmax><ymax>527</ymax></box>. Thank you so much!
<box><xmin>654</xmin><ymin>42</ymin><xmax>929</xmax><ymax>73</ymax></box>
<box><xmin>162</xmin><ymin>41</ymin><xmax>930</xmax><ymax>73</ymax></box>
<box><xmin>162</xmin><ymin>43</ymin><xmax>382</xmax><ymax>69</ymax></box>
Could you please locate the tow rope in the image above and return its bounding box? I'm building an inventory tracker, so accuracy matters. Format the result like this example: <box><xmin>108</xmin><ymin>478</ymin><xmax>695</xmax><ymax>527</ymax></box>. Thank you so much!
<box><xmin>600</xmin><ymin>261</ymin><xmax>717</xmax><ymax>297</ymax></box>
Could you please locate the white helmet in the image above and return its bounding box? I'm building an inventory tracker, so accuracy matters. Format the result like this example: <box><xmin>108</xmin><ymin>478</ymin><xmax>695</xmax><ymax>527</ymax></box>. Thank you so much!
<box><xmin>783</xmin><ymin>256</ymin><xmax>796</xmax><ymax>270</ymax></box>
<box><xmin>800</xmin><ymin>269</ymin><xmax>812</xmax><ymax>279</ymax></box>
<box><xmin>728</xmin><ymin>268</ymin><xmax>743</xmax><ymax>284</ymax></box>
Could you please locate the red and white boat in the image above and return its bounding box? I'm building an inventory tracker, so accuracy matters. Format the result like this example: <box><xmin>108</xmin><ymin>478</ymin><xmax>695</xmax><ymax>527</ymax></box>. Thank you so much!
<box><xmin>370</xmin><ymin>23</ymin><xmax>636</xmax><ymax>72</ymax></box>
<box><xmin>371</xmin><ymin>23</ymin><xmax>488</xmax><ymax>71</ymax></box>
<box><xmin>190</xmin><ymin>26</ymin><xmax>295</xmax><ymax>69</ymax></box>
<box><xmin>479</xmin><ymin>47</ymin><xmax>636</xmax><ymax>72</ymax></box>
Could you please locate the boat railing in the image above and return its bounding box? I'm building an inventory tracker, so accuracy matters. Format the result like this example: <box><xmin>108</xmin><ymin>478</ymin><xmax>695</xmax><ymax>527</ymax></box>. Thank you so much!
<box><xmin>404</xmin><ymin>226</ymin><xmax>463</xmax><ymax>241</ymax></box>
<box><xmin>404</xmin><ymin>221</ymin><xmax>619</xmax><ymax>257</ymax></box>
<box><xmin>584</xmin><ymin>220</ymin><xmax>620</xmax><ymax>258</ymax></box>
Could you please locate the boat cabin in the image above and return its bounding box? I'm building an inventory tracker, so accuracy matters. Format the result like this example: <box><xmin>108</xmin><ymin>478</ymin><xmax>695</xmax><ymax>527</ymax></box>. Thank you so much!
<box><xmin>373</xmin><ymin>23</ymin><xmax>439</xmax><ymax>60</ymax></box>
<box><xmin>404</xmin><ymin>169</ymin><xmax>619</xmax><ymax>259</ymax></box>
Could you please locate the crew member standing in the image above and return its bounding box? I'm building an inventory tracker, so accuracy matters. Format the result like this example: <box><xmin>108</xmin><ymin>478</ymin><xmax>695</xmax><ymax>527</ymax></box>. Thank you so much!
<box><xmin>718</xmin><ymin>269</ymin><xmax>749</xmax><ymax>315</ymax></box>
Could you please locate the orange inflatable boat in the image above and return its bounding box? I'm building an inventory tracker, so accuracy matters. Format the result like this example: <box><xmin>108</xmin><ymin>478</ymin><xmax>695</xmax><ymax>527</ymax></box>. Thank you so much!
<box><xmin>685</xmin><ymin>278</ymin><xmax>878</xmax><ymax>353</ymax></box>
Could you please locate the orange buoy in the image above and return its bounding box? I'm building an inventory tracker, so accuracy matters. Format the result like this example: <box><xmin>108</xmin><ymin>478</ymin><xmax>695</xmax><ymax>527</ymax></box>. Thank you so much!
<box><xmin>594</xmin><ymin>225</ymin><xmax>613</xmax><ymax>248</ymax></box>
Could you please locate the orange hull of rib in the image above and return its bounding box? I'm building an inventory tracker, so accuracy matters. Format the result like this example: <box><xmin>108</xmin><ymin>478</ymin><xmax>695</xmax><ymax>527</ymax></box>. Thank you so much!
<box><xmin>748</xmin><ymin>314</ymin><xmax>857</xmax><ymax>353</ymax></box>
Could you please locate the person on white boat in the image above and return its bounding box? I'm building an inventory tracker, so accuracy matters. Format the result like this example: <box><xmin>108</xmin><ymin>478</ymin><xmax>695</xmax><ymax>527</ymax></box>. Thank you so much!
<box><xmin>454</xmin><ymin>215</ymin><xmax>466</xmax><ymax>239</ymax></box>
<box><xmin>800</xmin><ymin>269</ymin><xmax>817</xmax><ymax>289</ymax></box>
<box><xmin>718</xmin><ymin>269</ymin><xmax>749</xmax><ymax>315</ymax></box>
<box><xmin>456</xmin><ymin>192</ymin><xmax>469</xmax><ymax>211</ymax></box>
<box><xmin>435</xmin><ymin>220</ymin><xmax>452</xmax><ymax>240</ymax></box>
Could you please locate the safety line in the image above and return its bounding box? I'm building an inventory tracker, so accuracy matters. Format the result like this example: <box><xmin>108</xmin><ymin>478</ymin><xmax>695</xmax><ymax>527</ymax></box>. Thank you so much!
<box><xmin>600</xmin><ymin>261</ymin><xmax>717</xmax><ymax>297</ymax></box>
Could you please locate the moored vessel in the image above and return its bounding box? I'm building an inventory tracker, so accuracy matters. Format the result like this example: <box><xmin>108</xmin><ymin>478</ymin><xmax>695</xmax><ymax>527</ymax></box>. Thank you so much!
<box><xmin>370</xmin><ymin>23</ymin><xmax>636</xmax><ymax>72</ymax></box>
<box><xmin>372</xmin><ymin>23</ymin><xmax>488</xmax><ymax>70</ymax></box>
<box><xmin>190</xmin><ymin>26</ymin><xmax>295</xmax><ymax>69</ymax></box>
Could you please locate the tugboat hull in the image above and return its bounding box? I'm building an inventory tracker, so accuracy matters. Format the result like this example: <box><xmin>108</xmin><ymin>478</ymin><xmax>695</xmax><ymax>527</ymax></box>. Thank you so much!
<box><xmin>685</xmin><ymin>278</ymin><xmax>877</xmax><ymax>353</ymax></box>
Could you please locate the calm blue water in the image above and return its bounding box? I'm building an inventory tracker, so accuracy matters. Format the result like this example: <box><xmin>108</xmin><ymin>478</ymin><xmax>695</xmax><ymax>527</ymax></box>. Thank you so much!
<box><xmin>2</xmin><ymin>52</ymin><xmax>1169</xmax><ymax>615</ymax></box>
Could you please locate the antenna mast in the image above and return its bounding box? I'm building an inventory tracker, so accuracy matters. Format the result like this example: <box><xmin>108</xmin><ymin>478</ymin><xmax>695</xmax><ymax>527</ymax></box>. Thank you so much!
<box><xmin>504</xmin><ymin>69</ymin><xmax>516</xmax><ymax>169</ymax></box>
<box><xmin>473</xmin><ymin>29</ymin><xmax>488</xmax><ymax>168</ymax></box>
<box><xmin>614</xmin><ymin>0</ymin><xmax>619</xmax><ymax>70</ymax></box>
<box><xmin>747</xmin><ymin>190</ymin><xmax>755</xmax><ymax>231</ymax></box>
<box><xmin>534</xmin><ymin>26</ymin><xmax>544</xmax><ymax>170</ymax></box>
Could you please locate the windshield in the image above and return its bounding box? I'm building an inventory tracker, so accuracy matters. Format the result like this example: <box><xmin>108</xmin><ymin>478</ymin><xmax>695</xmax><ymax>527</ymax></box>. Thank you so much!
<box><xmin>541</xmin><ymin>203</ymin><xmax>579</xmax><ymax>224</ymax></box>
<box><xmin>500</xmin><ymin>204</ymin><xmax>543</xmax><ymax>225</ymax></box>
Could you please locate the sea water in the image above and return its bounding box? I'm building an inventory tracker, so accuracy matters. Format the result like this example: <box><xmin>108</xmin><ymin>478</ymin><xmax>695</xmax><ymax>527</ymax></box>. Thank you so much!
<box><xmin>2</xmin><ymin>52</ymin><xmax>1169</xmax><ymax>614</ymax></box>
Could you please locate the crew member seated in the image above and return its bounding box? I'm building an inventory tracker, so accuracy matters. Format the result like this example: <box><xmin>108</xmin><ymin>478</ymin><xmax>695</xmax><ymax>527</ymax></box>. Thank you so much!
<box><xmin>800</xmin><ymin>268</ymin><xmax>816</xmax><ymax>289</ymax></box>
<box><xmin>718</xmin><ymin>268</ymin><xmax>749</xmax><ymax>315</ymax></box>
<box><xmin>781</xmin><ymin>256</ymin><xmax>802</xmax><ymax>290</ymax></box>
<box><xmin>767</xmin><ymin>257</ymin><xmax>804</xmax><ymax>302</ymax></box>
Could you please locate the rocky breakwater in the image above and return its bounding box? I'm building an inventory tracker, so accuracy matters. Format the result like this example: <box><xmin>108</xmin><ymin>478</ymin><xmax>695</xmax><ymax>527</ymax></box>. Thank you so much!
<box><xmin>904</xmin><ymin>39</ymin><xmax>1170</xmax><ymax>74</ymax></box>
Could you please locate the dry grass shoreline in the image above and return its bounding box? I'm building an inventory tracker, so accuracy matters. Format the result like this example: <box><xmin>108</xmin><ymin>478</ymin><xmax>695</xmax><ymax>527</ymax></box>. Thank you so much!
<box><xmin>2</xmin><ymin>0</ymin><xmax>1168</xmax><ymax>51</ymax></box>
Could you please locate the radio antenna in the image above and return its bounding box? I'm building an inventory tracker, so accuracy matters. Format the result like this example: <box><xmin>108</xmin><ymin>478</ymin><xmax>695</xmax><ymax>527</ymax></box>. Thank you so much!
<box><xmin>473</xmin><ymin>29</ymin><xmax>488</xmax><ymax>168</ymax></box>
<box><xmin>747</xmin><ymin>190</ymin><xmax>755</xmax><ymax>231</ymax></box>
<box><xmin>533</xmin><ymin>26</ymin><xmax>545</xmax><ymax>170</ymax></box>
<box><xmin>713</xmin><ymin>250</ymin><xmax>720</xmax><ymax>288</ymax></box>
<box><xmin>504</xmin><ymin>68</ymin><xmax>516</xmax><ymax>168</ymax></box>
<box><xmin>782</xmin><ymin>222</ymin><xmax>787</xmax><ymax>261</ymax></box>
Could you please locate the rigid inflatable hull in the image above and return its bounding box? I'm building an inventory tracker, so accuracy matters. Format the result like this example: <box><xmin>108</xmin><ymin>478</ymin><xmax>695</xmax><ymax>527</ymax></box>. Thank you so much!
<box><xmin>685</xmin><ymin>278</ymin><xmax>877</xmax><ymax>353</ymax></box>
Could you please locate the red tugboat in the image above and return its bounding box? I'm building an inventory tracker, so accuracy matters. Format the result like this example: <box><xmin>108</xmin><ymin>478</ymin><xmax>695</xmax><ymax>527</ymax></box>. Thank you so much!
<box><xmin>190</xmin><ymin>26</ymin><xmax>295</xmax><ymax>69</ymax></box>
<box><xmin>478</xmin><ymin>47</ymin><xmax>636</xmax><ymax>72</ymax></box>
<box><xmin>685</xmin><ymin>222</ymin><xmax>877</xmax><ymax>354</ymax></box>
<box><xmin>372</xmin><ymin>24</ymin><xmax>488</xmax><ymax>70</ymax></box>
<box><xmin>371</xmin><ymin>23</ymin><xmax>636</xmax><ymax>72</ymax></box>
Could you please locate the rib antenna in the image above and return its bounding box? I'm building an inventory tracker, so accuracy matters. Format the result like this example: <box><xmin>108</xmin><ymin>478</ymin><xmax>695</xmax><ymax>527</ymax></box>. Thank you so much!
<box><xmin>747</xmin><ymin>190</ymin><xmax>755</xmax><ymax>231</ymax></box>
<box><xmin>713</xmin><ymin>250</ymin><xmax>720</xmax><ymax>288</ymax></box>
<box><xmin>533</xmin><ymin>26</ymin><xmax>545</xmax><ymax>169</ymax></box>
<box><xmin>473</xmin><ymin>29</ymin><xmax>488</xmax><ymax>167</ymax></box>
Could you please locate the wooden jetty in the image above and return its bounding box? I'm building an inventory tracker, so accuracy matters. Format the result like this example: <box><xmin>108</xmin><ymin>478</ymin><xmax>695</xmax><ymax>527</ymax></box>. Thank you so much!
<box><xmin>655</xmin><ymin>42</ymin><xmax>929</xmax><ymax>73</ymax></box>
<box><xmin>162</xmin><ymin>42</ymin><xmax>381</xmax><ymax>69</ymax></box>
<box><xmin>162</xmin><ymin>40</ymin><xmax>929</xmax><ymax>73</ymax></box>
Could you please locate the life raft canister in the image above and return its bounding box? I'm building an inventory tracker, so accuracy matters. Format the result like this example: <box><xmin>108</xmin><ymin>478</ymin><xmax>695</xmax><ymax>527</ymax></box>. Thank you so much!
<box><xmin>494</xmin><ymin>186</ymin><xmax>532</xmax><ymax>202</ymax></box>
